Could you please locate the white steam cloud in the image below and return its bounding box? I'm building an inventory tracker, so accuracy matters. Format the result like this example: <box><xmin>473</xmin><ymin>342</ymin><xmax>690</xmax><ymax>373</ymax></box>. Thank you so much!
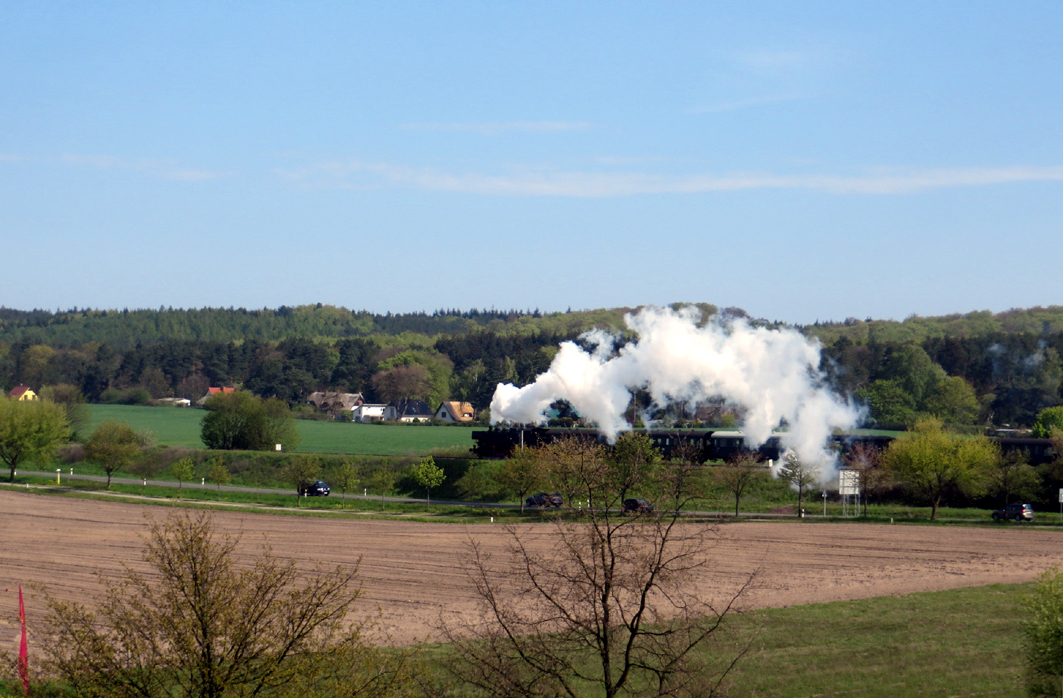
<box><xmin>490</xmin><ymin>306</ymin><xmax>860</xmax><ymax>475</ymax></box>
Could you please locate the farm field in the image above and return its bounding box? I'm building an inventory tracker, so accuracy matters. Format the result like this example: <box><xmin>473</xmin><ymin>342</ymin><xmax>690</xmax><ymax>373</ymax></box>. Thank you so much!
<box><xmin>3</xmin><ymin>490</ymin><xmax>1062</xmax><ymax>654</ymax></box>
<box><xmin>87</xmin><ymin>404</ymin><xmax>476</xmax><ymax>455</ymax></box>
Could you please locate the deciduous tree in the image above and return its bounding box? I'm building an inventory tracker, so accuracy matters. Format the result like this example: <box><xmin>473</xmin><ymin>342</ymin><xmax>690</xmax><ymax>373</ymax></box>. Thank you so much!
<box><xmin>39</xmin><ymin>511</ymin><xmax>411</xmax><ymax>698</ymax></box>
<box><xmin>1023</xmin><ymin>565</ymin><xmax>1063</xmax><ymax>697</ymax></box>
<box><xmin>410</xmin><ymin>456</ymin><xmax>444</xmax><ymax>505</ymax></box>
<box><xmin>368</xmin><ymin>466</ymin><xmax>397</xmax><ymax>510</ymax></box>
<box><xmin>206</xmin><ymin>459</ymin><xmax>231</xmax><ymax>492</ymax></box>
<box><xmin>881</xmin><ymin>417</ymin><xmax>997</xmax><ymax>520</ymax></box>
<box><xmin>439</xmin><ymin>437</ymin><xmax>749</xmax><ymax>698</ymax></box>
<box><xmin>285</xmin><ymin>456</ymin><xmax>322</xmax><ymax>503</ymax></box>
<box><xmin>843</xmin><ymin>442</ymin><xmax>886</xmax><ymax>517</ymax></box>
<box><xmin>606</xmin><ymin>431</ymin><xmax>663</xmax><ymax>501</ymax></box>
<box><xmin>171</xmin><ymin>457</ymin><xmax>196</xmax><ymax>496</ymax></box>
<box><xmin>923</xmin><ymin>375</ymin><xmax>980</xmax><ymax>425</ymax></box>
<box><xmin>370</xmin><ymin>364</ymin><xmax>432</xmax><ymax>406</ymax></box>
<box><xmin>0</xmin><ymin>397</ymin><xmax>70</xmax><ymax>482</ymax></box>
<box><xmin>1032</xmin><ymin>406</ymin><xmax>1063</xmax><ymax>439</ymax></box>
<box><xmin>85</xmin><ymin>420</ymin><xmax>148</xmax><ymax>489</ymax></box>
<box><xmin>778</xmin><ymin>452</ymin><xmax>819</xmax><ymax>515</ymax></box>
<box><xmin>200</xmin><ymin>391</ymin><xmax>300</xmax><ymax>452</ymax></box>
<box><xmin>39</xmin><ymin>383</ymin><xmax>90</xmax><ymax>440</ymax></box>
<box><xmin>990</xmin><ymin>449</ymin><xmax>1040</xmax><ymax>506</ymax></box>
<box><xmin>493</xmin><ymin>447</ymin><xmax>542</xmax><ymax>513</ymax></box>
<box><xmin>333</xmin><ymin>459</ymin><xmax>360</xmax><ymax>508</ymax></box>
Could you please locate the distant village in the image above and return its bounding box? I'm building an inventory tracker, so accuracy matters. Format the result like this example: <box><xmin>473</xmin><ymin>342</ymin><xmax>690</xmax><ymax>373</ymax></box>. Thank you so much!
<box><xmin>9</xmin><ymin>382</ymin><xmax>477</xmax><ymax>426</ymax></box>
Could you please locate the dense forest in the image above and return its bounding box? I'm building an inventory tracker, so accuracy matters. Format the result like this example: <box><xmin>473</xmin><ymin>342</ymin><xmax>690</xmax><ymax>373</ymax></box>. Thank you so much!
<box><xmin>2</xmin><ymin>303</ymin><xmax>1062</xmax><ymax>428</ymax></box>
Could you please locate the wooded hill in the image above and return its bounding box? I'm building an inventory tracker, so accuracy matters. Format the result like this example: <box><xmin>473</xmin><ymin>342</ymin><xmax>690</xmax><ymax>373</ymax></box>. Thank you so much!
<box><xmin>2</xmin><ymin>303</ymin><xmax>1061</xmax><ymax>429</ymax></box>
<box><xmin>0</xmin><ymin>305</ymin><xmax>631</xmax><ymax>348</ymax></box>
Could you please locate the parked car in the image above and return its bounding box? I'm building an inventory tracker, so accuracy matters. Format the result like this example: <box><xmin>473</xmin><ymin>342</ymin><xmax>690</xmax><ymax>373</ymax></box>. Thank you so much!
<box><xmin>992</xmin><ymin>503</ymin><xmax>1033</xmax><ymax>522</ymax></box>
<box><xmin>622</xmin><ymin>498</ymin><xmax>654</xmax><ymax>514</ymax></box>
<box><xmin>526</xmin><ymin>492</ymin><xmax>563</xmax><ymax>508</ymax></box>
<box><xmin>297</xmin><ymin>480</ymin><xmax>331</xmax><ymax>497</ymax></box>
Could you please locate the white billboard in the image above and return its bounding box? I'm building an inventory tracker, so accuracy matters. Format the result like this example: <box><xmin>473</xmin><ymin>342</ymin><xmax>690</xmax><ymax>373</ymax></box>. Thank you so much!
<box><xmin>839</xmin><ymin>470</ymin><xmax>860</xmax><ymax>496</ymax></box>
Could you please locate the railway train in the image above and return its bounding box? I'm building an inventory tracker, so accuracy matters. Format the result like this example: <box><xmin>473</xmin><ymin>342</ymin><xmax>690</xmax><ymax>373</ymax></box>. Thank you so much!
<box><xmin>471</xmin><ymin>426</ymin><xmax>1057</xmax><ymax>465</ymax></box>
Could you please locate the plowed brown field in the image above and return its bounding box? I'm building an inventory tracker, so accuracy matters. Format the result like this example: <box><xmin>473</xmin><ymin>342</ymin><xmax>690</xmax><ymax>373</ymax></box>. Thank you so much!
<box><xmin>3</xmin><ymin>490</ymin><xmax>1063</xmax><ymax>650</ymax></box>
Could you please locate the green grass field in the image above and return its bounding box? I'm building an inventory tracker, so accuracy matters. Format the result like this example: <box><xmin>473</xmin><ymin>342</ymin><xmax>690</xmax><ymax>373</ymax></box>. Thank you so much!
<box><xmin>413</xmin><ymin>583</ymin><xmax>1030</xmax><ymax>697</ymax></box>
<box><xmin>87</xmin><ymin>405</ymin><xmax>476</xmax><ymax>455</ymax></box>
<box><xmin>721</xmin><ymin>583</ymin><xmax>1028</xmax><ymax>697</ymax></box>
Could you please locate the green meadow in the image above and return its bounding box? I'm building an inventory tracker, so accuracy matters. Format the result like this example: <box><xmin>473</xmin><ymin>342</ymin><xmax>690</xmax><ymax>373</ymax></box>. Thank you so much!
<box><xmin>720</xmin><ymin>583</ymin><xmax>1028</xmax><ymax>697</ymax></box>
<box><xmin>412</xmin><ymin>582</ymin><xmax>1031</xmax><ymax>698</ymax></box>
<box><xmin>87</xmin><ymin>405</ymin><xmax>476</xmax><ymax>456</ymax></box>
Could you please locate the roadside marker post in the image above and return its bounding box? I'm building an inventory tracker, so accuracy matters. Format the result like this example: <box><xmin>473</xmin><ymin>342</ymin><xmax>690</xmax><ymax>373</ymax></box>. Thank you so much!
<box><xmin>56</xmin><ymin>469</ymin><xmax>60</xmax><ymax>484</ymax></box>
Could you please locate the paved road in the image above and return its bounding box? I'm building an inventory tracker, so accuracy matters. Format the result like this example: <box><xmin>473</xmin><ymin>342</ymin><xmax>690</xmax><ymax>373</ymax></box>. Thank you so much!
<box><xmin>14</xmin><ymin>469</ymin><xmax>518</xmax><ymax>509</ymax></box>
<box><xmin>12</xmin><ymin>471</ymin><xmax>833</xmax><ymax>520</ymax></box>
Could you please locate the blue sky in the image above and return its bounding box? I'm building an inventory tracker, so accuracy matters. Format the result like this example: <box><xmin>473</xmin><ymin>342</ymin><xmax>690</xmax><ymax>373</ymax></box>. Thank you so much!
<box><xmin>1</xmin><ymin>1</ymin><xmax>1061</xmax><ymax>324</ymax></box>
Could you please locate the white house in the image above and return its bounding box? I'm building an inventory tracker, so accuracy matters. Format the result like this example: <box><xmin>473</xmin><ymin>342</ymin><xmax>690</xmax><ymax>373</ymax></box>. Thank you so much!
<box><xmin>351</xmin><ymin>404</ymin><xmax>387</xmax><ymax>423</ymax></box>
<box><xmin>384</xmin><ymin>399</ymin><xmax>434</xmax><ymax>423</ymax></box>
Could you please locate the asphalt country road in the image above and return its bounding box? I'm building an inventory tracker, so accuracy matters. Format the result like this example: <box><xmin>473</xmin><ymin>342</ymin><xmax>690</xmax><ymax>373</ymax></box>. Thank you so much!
<box><xmin>11</xmin><ymin>469</ymin><xmax>806</xmax><ymax>518</ymax></box>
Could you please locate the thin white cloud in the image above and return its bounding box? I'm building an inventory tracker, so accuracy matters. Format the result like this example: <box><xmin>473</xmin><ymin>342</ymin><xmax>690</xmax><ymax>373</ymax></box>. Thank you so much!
<box><xmin>398</xmin><ymin>121</ymin><xmax>592</xmax><ymax>135</ymax></box>
<box><xmin>0</xmin><ymin>153</ymin><xmax>28</xmax><ymax>162</ymax></box>
<box><xmin>277</xmin><ymin>161</ymin><xmax>1063</xmax><ymax>197</ymax></box>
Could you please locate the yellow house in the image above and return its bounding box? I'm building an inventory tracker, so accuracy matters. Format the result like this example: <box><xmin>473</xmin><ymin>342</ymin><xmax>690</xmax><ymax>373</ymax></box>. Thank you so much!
<box><xmin>8</xmin><ymin>385</ymin><xmax>38</xmax><ymax>401</ymax></box>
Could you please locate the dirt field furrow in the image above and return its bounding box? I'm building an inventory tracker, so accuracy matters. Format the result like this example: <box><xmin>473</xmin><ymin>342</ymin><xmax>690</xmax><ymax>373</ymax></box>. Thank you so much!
<box><xmin>3</xmin><ymin>490</ymin><xmax>1063</xmax><ymax>649</ymax></box>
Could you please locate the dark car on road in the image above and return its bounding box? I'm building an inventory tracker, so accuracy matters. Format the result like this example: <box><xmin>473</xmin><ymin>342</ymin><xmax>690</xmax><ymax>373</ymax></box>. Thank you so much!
<box><xmin>297</xmin><ymin>480</ymin><xmax>331</xmax><ymax>497</ymax></box>
<box><xmin>622</xmin><ymin>498</ymin><xmax>654</xmax><ymax>514</ymax></box>
<box><xmin>992</xmin><ymin>502</ymin><xmax>1033</xmax><ymax>521</ymax></box>
<box><xmin>526</xmin><ymin>492</ymin><xmax>563</xmax><ymax>508</ymax></box>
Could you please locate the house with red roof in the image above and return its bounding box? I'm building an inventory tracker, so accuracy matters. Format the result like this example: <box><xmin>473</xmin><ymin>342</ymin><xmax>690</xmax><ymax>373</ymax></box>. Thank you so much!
<box><xmin>8</xmin><ymin>385</ymin><xmax>38</xmax><ymax>401</ymax></box>
<box><xmin>195</xmin><ymin>387</ymin><xmax>236</xmax><ymax>406</ymax></box>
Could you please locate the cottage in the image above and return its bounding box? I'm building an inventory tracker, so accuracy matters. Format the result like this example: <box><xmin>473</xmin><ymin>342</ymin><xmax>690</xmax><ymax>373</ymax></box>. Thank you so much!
<box><xmin>384</xmin><ymin>399</ymin><xmax>434</xmax><ymax>423</ymax></box>
<box><xmin>7</xmin><ymin>386</ymin><xmax>38</xmax><ymax>401</ymax></box>
<box><xmin>307</xmin><ymin>391</ymin><xmax>364</xmax><ymax>413</ymax></box>
<box><xmin>435</xmin><ymin>401</ymin><xmax>475</xmax><ymax>423</ymax></box>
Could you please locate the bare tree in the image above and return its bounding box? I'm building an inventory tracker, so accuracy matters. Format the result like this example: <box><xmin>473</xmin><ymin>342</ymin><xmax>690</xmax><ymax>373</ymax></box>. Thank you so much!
<box><xmin>719</xmin><ymin>454</ymin><xmax>761</xmax><ymax>516</ymax></box>
<box><xmin>844</xmin><ymin>443</ymin><xmax>885</xmax><ymax>517</ymax></box>
<box><xmin>371</xmin><ymin>365</ymin><xmax>431</xmax><ymax>405</ymax></box>
<box><xmin>38</xmin><ymin>511</ymin><xmax>412</xmax><ymax>698</ymax></box>
<box><xmin>438</xmin><ymin>437</ymin><xmax>751</xmax><ymax>698</ymax></box>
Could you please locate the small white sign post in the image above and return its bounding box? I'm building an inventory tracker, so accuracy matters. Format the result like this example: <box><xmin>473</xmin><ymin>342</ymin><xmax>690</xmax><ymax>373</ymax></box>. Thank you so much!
<box><xmin>1058</xmin><ymin>487</ymin><xmax>1062</xmax><ymax>516</ymax></box>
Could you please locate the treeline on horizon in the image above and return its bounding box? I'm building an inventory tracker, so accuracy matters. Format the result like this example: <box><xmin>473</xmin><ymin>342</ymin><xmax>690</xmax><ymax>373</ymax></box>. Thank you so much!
<box><xmin>1</xmin><ymin>303</ymin><xmax>1062</xmax><ymax>428</ymax></box>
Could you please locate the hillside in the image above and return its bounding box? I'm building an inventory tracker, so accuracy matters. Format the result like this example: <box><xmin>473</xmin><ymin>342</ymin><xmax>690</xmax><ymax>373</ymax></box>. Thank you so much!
<box><xmin>0</xmin><ymin>305</ymin><xmax>632</xmax><ymax>348</ymax></box>
<box><xmin>803</xmin><ymin>306</ymin><xmax>1063</xmax><ymax>344</ymax></box>
<box><xmin>3</xmin><ymin>302</ymin><xmax>1062</xmax><ymax>429</ymax></box>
